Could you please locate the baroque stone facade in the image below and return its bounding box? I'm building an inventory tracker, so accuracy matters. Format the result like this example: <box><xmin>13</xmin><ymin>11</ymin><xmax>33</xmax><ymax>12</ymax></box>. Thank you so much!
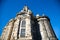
<box><xmin>1</xmin><ymin>6</ymin><xmax>58</xmax><ymax>40</ymax></box>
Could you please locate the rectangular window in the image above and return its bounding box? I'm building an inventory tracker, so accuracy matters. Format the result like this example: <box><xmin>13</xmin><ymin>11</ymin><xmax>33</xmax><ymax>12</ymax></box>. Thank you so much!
<box><xmin>20</xmin><ymin>29</ymin><xmax>25</xmax><ymax>37</ymax></box>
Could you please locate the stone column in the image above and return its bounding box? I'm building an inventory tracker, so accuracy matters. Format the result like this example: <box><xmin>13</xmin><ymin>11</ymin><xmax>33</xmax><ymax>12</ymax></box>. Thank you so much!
<box><xmin>10</xmin><ymin>18</ymin><xmax>20</xmax><ymax>40</ymax></box>
<box><xmin>38</xmin><ymin>18</ymin><xmax>49</xmax><ymax>40</ymax></box>
<box><xmin>25</xmin><ymin>15</ymin><xmax>32</xmax><ymax>40</ymax></box>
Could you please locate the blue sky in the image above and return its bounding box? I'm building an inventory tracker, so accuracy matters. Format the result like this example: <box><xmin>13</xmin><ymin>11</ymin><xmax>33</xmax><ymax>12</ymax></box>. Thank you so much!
<box><xmin>0</xmin><ymin>0</ymin><xmax>60</xmax><ymax>40</ymax></box>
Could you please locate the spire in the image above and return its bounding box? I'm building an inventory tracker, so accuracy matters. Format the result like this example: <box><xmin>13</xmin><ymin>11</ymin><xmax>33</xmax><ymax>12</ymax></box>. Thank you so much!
<box><xmin>17</xmin><ymin>6</ymin><xmax>32</xmax><ymax>16</ymax></box>
<box><xmin>23</xmin><ymin>5</ymin><xmax>29</xmax><ymax>12</ymax></box>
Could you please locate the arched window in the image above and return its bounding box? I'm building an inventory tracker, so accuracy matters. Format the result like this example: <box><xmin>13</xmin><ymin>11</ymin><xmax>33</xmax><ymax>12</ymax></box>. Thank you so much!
<box><xmin>21</xmin><ymin>20</ymin><xmax>26</xmax><ymax>27</ymax></box>
<box><xmin>20</xmin><ymin>20</ymin><xmax>26</xmax><ymax>37</ymax></box>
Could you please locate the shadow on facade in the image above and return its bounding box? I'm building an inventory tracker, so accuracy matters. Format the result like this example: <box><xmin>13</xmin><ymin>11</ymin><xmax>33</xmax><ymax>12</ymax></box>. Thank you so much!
<box><xmin>31</xmin><ymin>17</ymin><xmax>42</xmax><ymax>40</ymax></box>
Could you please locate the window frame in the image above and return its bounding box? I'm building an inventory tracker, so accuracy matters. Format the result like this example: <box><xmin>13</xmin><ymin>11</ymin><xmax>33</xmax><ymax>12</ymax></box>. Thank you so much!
<box><xmin>20</xmin><ymin>29</ymin><xmax>25</xmax><ymax>37</ymax></box>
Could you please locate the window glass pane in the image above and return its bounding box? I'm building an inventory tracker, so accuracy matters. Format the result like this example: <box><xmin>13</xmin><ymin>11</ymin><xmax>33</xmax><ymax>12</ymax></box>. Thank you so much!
<box><xmin>21</xmin><ymin>20</ymin><xmax>26</xmax><ymax>27</ymax></box>
<box><xmin>20</xmin><ymin>29</ymin><xmax>25</xmax><ymax>37</ymax></box>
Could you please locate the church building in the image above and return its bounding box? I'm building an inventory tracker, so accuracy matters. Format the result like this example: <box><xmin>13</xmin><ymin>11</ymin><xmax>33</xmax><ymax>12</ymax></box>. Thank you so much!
<box><xmin>1</xmin><ymin>6</ymin><xmax>58</xmax><ymax>40</ymax></box>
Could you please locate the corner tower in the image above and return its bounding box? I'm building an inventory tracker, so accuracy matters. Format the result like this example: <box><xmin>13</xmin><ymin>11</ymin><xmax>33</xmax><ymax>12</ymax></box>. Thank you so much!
<box><xmin>36</xmin><ymin>14</ymin><xmax>58</xmax><ymax>40</ymax></box>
